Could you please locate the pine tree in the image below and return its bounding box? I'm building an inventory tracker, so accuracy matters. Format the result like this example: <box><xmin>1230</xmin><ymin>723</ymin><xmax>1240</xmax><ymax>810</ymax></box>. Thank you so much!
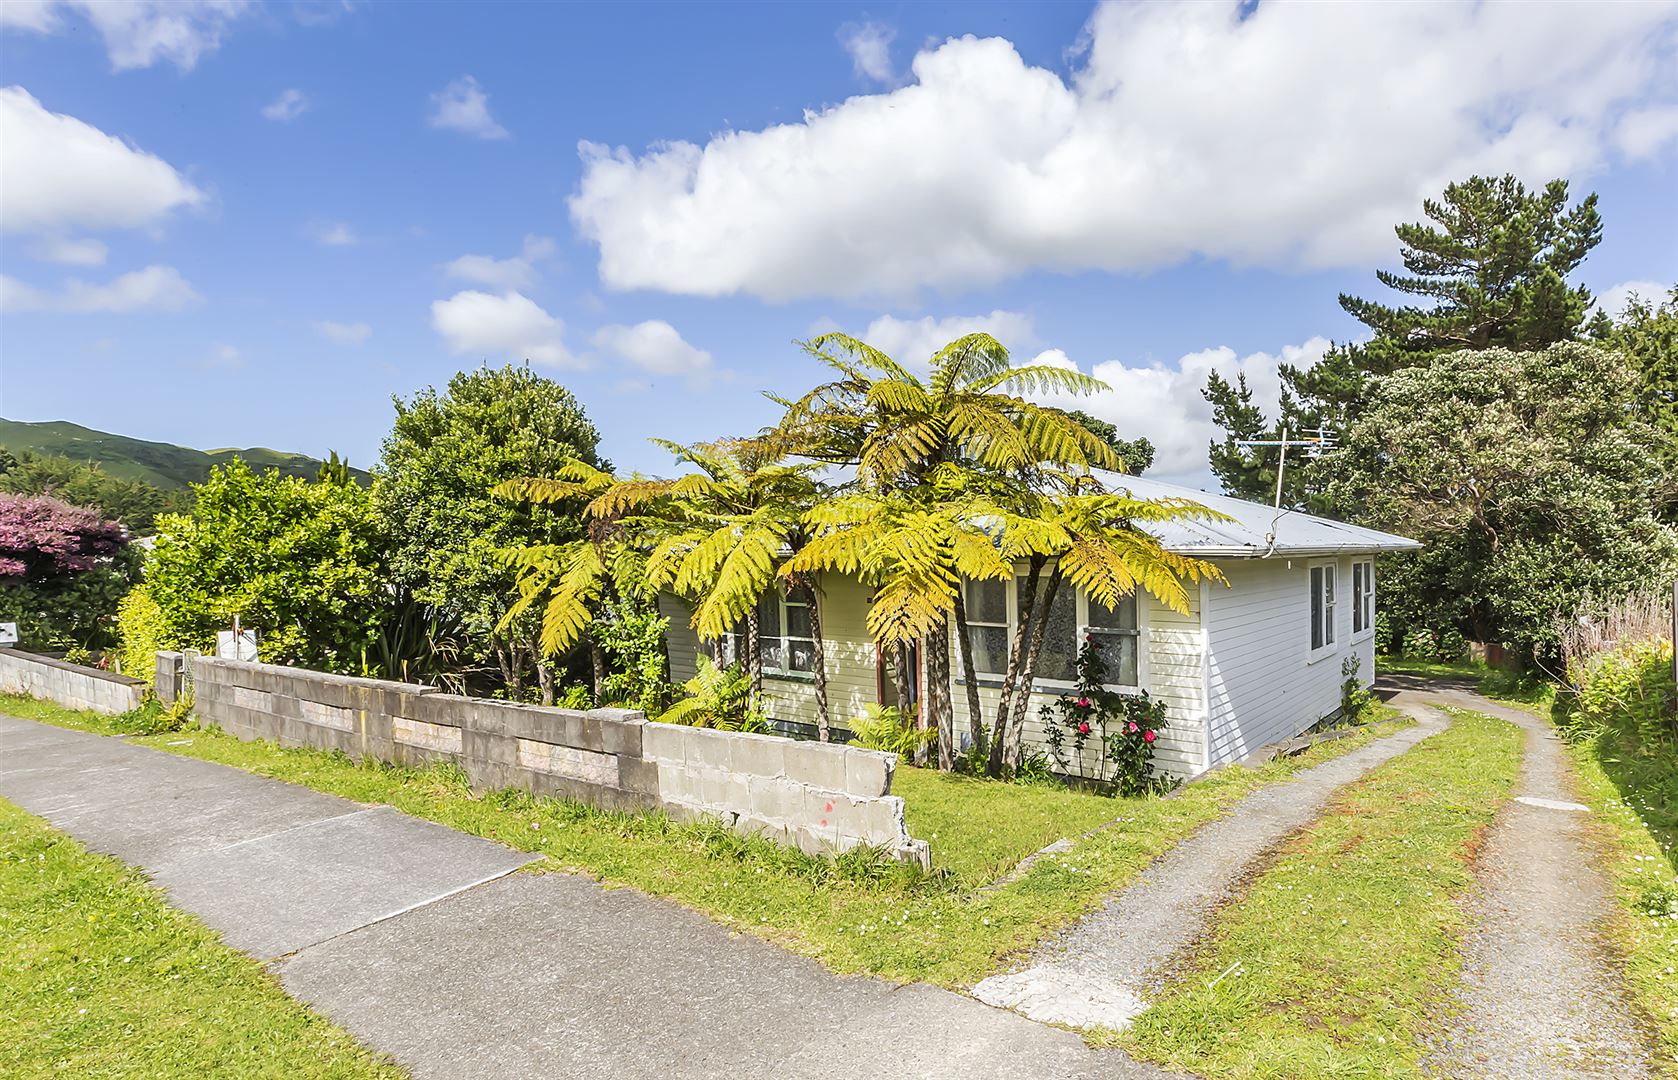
<box><xmin>1204</xmin><ymin>174</ymin><xmax>1603</xmax><ymax>501</ymax></box>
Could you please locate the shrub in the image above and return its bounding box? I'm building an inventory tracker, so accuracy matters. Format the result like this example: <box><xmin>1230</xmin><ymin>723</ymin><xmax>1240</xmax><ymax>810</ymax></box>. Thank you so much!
<box><xmin>656</xmin><ymin>655</ymin><xmax>766</xmax><ymax>732</ymax></box>
<box><xmin>115</xmin><ymin>585</ymin><xmax>172</xmax><ymax>686</ymax></box>
<box><xmin>1401</xmin><ymin>626</ymin><xmax>1439</xmax><ymax>661</ymax></box>
<box><xmin>112</xmin><ymin>694</ymin><xmax>193</xmax><ymax>736</ymax></box>
<box><xmin>0</xmin><ymin>493</ymin><xmax>135</xmax><ymax>649</ymax></box>
<box><xmin>847</xmin><ymin>703</ymin><xmax>935</xmax><ymax>759</ymax></box>
<box><xmin>1340</xmin><ymin>655</ymin><xmax>1376</xmax><ymax>722</ymax></box>
<box><xmin>1557</xmin><ymin>638</ymin><xmax>1676</xmax><ymax>745</ymax></box>
<box><xmin>1437</xmin><ymin>627</ymin><xmax>1467</xmax><ymax>662</ymax></box>
<box><xmin>1040</xmin><ymin>632</ymin><xmax>1172</xmax><ymax>796</ymax></box>
<box><xmin>595</xmin><ymin>603</ymin><xmax>672</xmax><ymax>714</ymax></box>
<box><xmin>1374</xmin><ymin>612</ymin><xmax>1396</xmax><ymax>655</ymax></box>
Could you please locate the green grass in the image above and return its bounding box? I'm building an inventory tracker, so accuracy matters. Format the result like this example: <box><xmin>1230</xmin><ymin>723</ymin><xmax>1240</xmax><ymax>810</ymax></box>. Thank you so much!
<box><xmin>1118</xmin><ymin>708</ymin><xmax>1523</xmax><ymax>1079</ymax></box>
<box><xmin>1560</xmin><ymin>716</ymin><xmax>1678</xmax><ymax>1071</ymax></box>
<box><xmin>0</xmin><ymin>798</ymin><xmax>402</xmax><ymax>1079</ymax></box>
<box><xmin>3</xmin><ymin>692</ymin><xmax>1411</xmax><ymax>988</ymax></box>
<box><xmin>1377</xmin><ymin>655</ymin><xmax>1556</xmax><ymax>711</ymax></box>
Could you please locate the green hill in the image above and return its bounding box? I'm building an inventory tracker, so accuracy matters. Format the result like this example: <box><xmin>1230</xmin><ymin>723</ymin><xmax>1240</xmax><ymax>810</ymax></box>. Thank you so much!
<box><xmin>0</xmin><ymin>418</ymin><xmax>371</xmax><ymax>489</ymax></box>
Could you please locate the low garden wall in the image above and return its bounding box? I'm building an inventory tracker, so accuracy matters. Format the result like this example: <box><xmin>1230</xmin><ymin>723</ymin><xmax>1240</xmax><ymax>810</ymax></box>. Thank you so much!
<box><xmin>157</xmin><ymin>651</ymin><xmax>927</xmax><ymax>867</ymax></box>
<box><xmin>0</xmin><ymin>648</ymin><xmax>146</xmax><ymax>715</ymax></box>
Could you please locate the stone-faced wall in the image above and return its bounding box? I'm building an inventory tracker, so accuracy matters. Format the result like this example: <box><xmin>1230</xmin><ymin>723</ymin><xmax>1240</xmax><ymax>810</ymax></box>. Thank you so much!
<box><xmin>0</xmin><ymin>649</ymin><xmax>146</xmax><ymax>715</ymax></box>
<box><xmin>170</xmin><ymin>652</ymin><xmax>925</xmax><ymax>867</ymax></box>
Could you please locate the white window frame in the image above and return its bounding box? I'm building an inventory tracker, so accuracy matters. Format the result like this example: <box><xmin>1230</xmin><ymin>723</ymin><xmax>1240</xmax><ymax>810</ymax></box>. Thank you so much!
<box><xmin>961</xmin><ymin>579</ymin><xmax>1011</xmax><ymax>677</ymax></box>
<box><xmin>1308</xmin><ymin>560</ymin><xmax>1338</xmax><ymax>661</ymax></box>
<box><xmin>708</xmin><ymin>591</ymin><xmax>816</xmax><ymax>677</ymax></box>
<box><xmin>961</xmin><ymin>572</ymin><xmax>1147</xmax><ymax>693</ymax></box>
<box><xmin>1351</xmin><ymin>559</ymin><xmax>1374</xmax><ymax>639</ymax></box>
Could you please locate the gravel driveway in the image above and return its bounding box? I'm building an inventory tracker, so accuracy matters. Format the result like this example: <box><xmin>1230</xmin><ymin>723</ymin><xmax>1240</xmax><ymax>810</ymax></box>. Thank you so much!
<box><xmin>1389</xmin><ymin>680</ymin><xmax>1657</xmax><ymax>1079</ymax></box>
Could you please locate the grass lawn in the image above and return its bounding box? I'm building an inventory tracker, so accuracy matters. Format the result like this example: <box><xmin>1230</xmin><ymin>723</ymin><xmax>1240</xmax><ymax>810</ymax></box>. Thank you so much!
<box><xmin>2</xmin><ymin>692</ymin><xmax>1410</xmax><ymax>988</ymax></box>
<box><xmin>1554</xmin><ymin>704</ymin><xmax>1678</xmax><ymax>1071</ymax></box>
<box><xmin>0</xmin><ymin>798</ymin><xmax>402</xmax><ymax>1080</ymax></box>
<box><xmin>1376</xmin><ymin>655</ymin><xmax>1556</xmax><ymax>711</ymax></box>
<box><xmin>1117</xmin><ymin>708</ymin><xmax>1523</xmax><ymax>1079</ymax></box>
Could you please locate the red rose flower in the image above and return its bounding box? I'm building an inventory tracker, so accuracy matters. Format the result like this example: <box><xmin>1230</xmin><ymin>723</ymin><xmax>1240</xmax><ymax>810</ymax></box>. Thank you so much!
<box><xmin>1076</xmin><ymin>696</ymin><xmax>1090</xmax><ymax>709</ymax></box>
<box><xmin>1077</xmin><ymin>721</ymin><xmax>1091</xmax><ymax>734</ymax></box>
<box><xmin>1127</xmin><ymin>721</ymin><xmax>1139</xmax><ymax>733</ymax></box>
<box><xmin>1143</xmin><ymin>730</ymin><xmax>1157</xmax><ymax>743</ymax></box>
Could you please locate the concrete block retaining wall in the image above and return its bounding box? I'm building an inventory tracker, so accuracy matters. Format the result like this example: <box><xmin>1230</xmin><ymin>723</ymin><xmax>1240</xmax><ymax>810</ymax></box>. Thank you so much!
<box><xmin>0</xmin><ymin>648</ymin><xmax>146</xmax><ymax>715</ymax></box>
<box><xmin>160</xmin><ymin>652</ymin><xmax>926</xmax><ymax>867</ymax></box>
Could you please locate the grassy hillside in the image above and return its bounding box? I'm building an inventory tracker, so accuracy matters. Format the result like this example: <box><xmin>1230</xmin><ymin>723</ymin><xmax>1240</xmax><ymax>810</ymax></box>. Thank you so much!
<box><xmin>0</xmin><ymin>418</ymin><xmax>370</xmax><ymax>489</ymax></box>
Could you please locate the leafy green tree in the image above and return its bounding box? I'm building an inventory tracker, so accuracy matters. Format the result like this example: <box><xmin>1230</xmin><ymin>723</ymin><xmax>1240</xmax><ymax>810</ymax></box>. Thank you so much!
<box><xmin>376</xmin><ymin>365</ymin><xmax>603</xmax><ymax>703</ymax></box>
<box><xmin>1318</xmin><ymin>343</ymin><xmax>1677</xmax><ymax>668</ymax></box>
<box><xmin>1594</xmin><ymin>285</ymin><xmax>1678</xmax><ymax>509</ymax></box>
<box><xmin>0</xmin><ymin>450</ymin><xmax>190</xmax><ymax>534</ymax></box>
<box><xmin>1060</xmin><ymin>410</ymin><xmax>1153</xmax><ymax>475</ymax></box>
<box><xmin>1207</xmin><ymin>175</ymin><xmax>1603</xmax><ymax>503</ymax></box>
<box><xmin>147</xmin><ymin>459</ymin><xmax>388</xmax><ymax>670</ymax></box>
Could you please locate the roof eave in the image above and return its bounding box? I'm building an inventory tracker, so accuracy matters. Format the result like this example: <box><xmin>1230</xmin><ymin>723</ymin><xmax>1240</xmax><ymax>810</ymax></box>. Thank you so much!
<box><xmin>1165</xmin><ymin>541</ymin><xmax>1424</xmax><ymax>558</ymax></box>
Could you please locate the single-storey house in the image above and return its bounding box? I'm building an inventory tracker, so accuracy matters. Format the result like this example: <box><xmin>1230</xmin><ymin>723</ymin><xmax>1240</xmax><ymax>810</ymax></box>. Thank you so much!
<box><xmin>661</xmin><ymin>474</ymin><xmax>1420</xmax><ymax>777</ymax></box>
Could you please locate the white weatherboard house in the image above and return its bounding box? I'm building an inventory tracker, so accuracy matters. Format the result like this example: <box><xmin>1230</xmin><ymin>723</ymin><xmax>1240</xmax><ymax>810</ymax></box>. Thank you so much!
<box><xmin>662</xmin><ymin>474</ymin><xmax>1421</xmax><ymax>777</ymax></box>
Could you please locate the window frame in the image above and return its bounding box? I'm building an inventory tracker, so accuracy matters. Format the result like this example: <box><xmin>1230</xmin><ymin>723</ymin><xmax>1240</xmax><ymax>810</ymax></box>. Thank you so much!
<box><xmin>1307</xmin><ymin>559</ymin><xmax>1338</xmax><ymax>661</ymax></box>
<box><xmin>1351</xmin><ymin>559</ymin><xmax>1374</xmax><ymax>639</ymax></box>
<box><xmin>960</xmin><ymin>572</ymin><xmax>1147</xmax><ymax>693</ymax></box>
<box><xmin>708</xmin><ymin>590</ymin><xmax>816</xmax><ymax>678</ymax></box>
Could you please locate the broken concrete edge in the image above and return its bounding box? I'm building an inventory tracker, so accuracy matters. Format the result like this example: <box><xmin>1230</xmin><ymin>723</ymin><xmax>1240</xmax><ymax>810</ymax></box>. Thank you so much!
<box><xmin>151</xmin><ymin>651</ymin><xmax>928</xmax><ymax>869</ymax></box>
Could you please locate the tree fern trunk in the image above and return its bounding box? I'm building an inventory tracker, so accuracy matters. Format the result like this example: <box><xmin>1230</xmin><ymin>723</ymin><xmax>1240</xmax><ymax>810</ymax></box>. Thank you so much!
<box><xmin>745</xmin><ymin>605</ymin><xmax>763</xmax><ymax>715</ymax></box>
<box><xmin>1005</xmin><ymin>565</ymin><xmax>1064</xmax><ymax>773</ymax></box>
<box><xmin>991</xmin><ymin>556</ymin><xmax>1042</xmax><ymax>777</ymax></box>
<box><xmin>798</xmin><ymin>580</ymin><xmax>830</xmax><ymax>742</ymax></box>
<box><xmin>953</xmin><ymin>588</ymin><xmax>984</xmax><ymax>758</ymax></box>
<box><xmin>925</xmin><ymin>621</ymin><xmax>954</xmax><ymax>770</ymax></box>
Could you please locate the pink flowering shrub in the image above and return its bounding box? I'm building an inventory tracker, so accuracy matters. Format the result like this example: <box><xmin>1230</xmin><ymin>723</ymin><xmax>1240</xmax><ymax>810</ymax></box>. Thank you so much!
<box><xmin>0</xmin><ymin>493</ymin><xmax>134</xmax><ymax>649</ymax></box>
<box><xmin>0</xmin><ymin>493</ymin><xmax>126</xmax><ymax>578</ymax></box>
<box><xmin>1040</xmin><ymin>631</ymin><xmax>1172</xmax><ymax>796</ymax></box>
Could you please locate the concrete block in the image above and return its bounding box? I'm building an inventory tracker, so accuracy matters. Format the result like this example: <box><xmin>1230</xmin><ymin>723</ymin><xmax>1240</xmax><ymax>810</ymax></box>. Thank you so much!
<box><xmin>728</xmin><ymin>733</ymin><xmax>786</xmax><ymax>780</ymax></box>
<box><xmin>617</xmin><ymin>756</ymin><xmax>660</xmax><ymax>797</ymax></box>
<box><xmin>515</xmin><ymin>740</ymin><xmax>617</xmax><ymax>785</ymax></box>
<box><xmin>597</xmin><ymin>715</ymin><xmax>645</xmax><ymax>758</ymax></box>
<box><xmin>734</xmin><ymin>814</ymin><xmax>790</xmax><ymax>845</ymax></box>
<box><xmin>747</xmin><ymin>776</ymin><xmax>806</xmax><ymax>823</ymax></box>
<box><xmin>782</xmin><ymin>740</ymin><xmax>848</xmax><ymax>791</ymax></box>
<box><xmin>393</xmin><ymin>717</ymin><xmax>464</xmax><ymax>756</ymax></box>
<box><xmin>641</xmin><ymin>722</ymin><xmax>688</xmax><ymax>764</ymax></box>
<box><xmin>697</xmin><ymin>768</ymin><xmax>750</xmax><ymax>812</ymax></box>
<box><xmin>843</xmin><ymin>748</ymin><xmax>895</xmax><ymax>797</ymax></box>
<box><xmin>686</xmin><ymin>727</ymin><xmax>734</xmax><ymax>771</ymax></box>
<box><xmin>791</xmin><ymin>824</ymin><xmax>834</xmax><ymax>857</ymax></box>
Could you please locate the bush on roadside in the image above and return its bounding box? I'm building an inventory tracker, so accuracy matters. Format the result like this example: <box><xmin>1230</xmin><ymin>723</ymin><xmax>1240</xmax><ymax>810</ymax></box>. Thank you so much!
<box><xmin>112</xmin><ymin>695</ymin><xmax>194</xmax><ymax>736</ymax></box>
<box><xmin>115</xmin><ymin>585</ymin><xmax>173</xmax><ymax>686</ymax></box>
<box><xmin>1556</xmin><ymin>638</ymin><xmax>1676</xmax><ymax>745</ymax></box>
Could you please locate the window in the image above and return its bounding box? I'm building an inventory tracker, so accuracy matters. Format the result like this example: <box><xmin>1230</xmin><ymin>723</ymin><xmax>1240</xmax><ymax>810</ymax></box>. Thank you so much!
<box><xmin>1087</xmin><ymin>595</ymin><xmax>1140</xmax><ymax>686</ymax></box>
<box><xmin>710</xmin><ymin>591</ymin><xmax>814</xmax><ymax>674</ymax></box>
<box><xmin>1352</xmin><ymin>560</ymin><xmax>1374</xmax><ymax>636</ymax></box>
<box><xmin>963</xmin><ymin>579</ymin><xmax>1010</xmax><ymax>675</ymax></box>
<box><xmin>1019</xmin><ymin>576</ymin><xmax>1078</xmax><ymax>683</ymax></box>
<box><xmin>959</xmin><ymin>575</ymin><xmax>1141</xmax><ymax>689</ymax></box>
<box><xmin>1309</xmin><ymin>563</ymin><xmax>1337</xmax><ymax>652</ymax></box>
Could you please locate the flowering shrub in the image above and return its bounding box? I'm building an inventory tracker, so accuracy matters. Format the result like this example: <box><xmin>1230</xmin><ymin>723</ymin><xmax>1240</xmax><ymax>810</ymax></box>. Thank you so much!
<box><xmin>1041</xmin><ymin>632</ymin><xmax>1171</xmax><ymax>796</ymax></box>
<box><xmin>0</xmin><ymin>493</ymin><xmax>134</xmax><ymax>648</ymax></box>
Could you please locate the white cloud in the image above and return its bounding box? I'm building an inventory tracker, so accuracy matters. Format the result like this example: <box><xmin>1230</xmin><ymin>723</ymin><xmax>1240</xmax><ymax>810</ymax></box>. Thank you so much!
<box><xmin>858</xmin><ymin>310</ymin><xmax>1036</xmax><ymax>372</ymax></box>
<box><xmin>1617</xmin><ymin>105</ymin><xmax>1678</xmax><ymax>160</ymax></box>
<box><xmin>1026</xmin><ymin>337</ymin><xmax>1333</xmax><ymax>487</ymax></box>
<box><xmin>27</xmin><ymin>235</ymin><xmax>108</xmax><ymax>266</ymax></box>
<box><xmin>1</xmin><ymin>265</ymin><xmax>202</xmax><ymax>313</ymax></box>
<box><xmin>262</xmin><ymin>88</ymin><xmax>309</xmax><ymax>122</ymax></box>
<box><xmin>201</xmin><ymin>342</ymin><xmax>245</xmax><ymax>370</ymax></box>
<box><xmin>0</xmin><ymin>86</ymin><xmax>205</xmax><ymax>237</ymax></box>
<box><xmin>427</xmin><ymin>75</ymin><xmax>509</xmax><ymax>140</ymax></box>
<box><xmin>1594</xmin><ymin>279</ymin><xmax>1672</xmax><ymax>318</ymax></box>
<box><xmin>444</xmin><ymin>234</ymin><xmax>556</xmax><ymax>290</ymax></box>
<box><xmin>573</xmin><ymin>2</ymin><xmax>1678</xmax><ymax>302</ymax></box>
<box><xmin>840</xmin><ymin>21</ymin><xmax>896</xmax><ymax>84</ymax></box>
<box><xmin>316</xmin><ymin>319</ymin><xmax>371</xmax><ymax>344</ymax></box>
<box><xmin>592</xmin><ymin>320</ymin><xmax>714</xmax><ymax>383</ymax></box>
<box><xmin>310</xmin><ymin>221</ymin><xmax>355</xmax><ymax>246</ymax></box>
<box><xmin>4</xmin><ymin>1</ymin><xmax>254</xmax><ymax>72</ymax></box>
<box><xmin>430</xmin><ymin>289</ymin><xmax>577</xmax><ymax>368</ymax></box>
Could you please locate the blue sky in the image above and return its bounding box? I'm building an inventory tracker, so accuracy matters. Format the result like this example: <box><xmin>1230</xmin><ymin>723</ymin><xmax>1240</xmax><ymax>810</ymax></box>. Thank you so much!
<box><xmin>2</xmin><ymin>0</ymin><xmax>1675</xmax><ymax>488</ymax></box>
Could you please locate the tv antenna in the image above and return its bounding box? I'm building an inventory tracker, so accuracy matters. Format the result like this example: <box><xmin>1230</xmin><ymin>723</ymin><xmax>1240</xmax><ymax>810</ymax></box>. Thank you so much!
<box><xmin>1233</xmin><ymin>425</ymin><xmax>1337</xmax><ymax>556</ymax></box>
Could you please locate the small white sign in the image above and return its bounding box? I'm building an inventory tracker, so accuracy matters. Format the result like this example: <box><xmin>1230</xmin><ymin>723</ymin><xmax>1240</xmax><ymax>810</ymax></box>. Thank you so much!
<box><xmin>0</xmin><ymin>622</ymin><xmax>16</xmax><ymax>647</ymax></box>
<box><xmin>216</xmin><ymin>629</ymin><xmax>258</xmax><ymax>661</ymax></box>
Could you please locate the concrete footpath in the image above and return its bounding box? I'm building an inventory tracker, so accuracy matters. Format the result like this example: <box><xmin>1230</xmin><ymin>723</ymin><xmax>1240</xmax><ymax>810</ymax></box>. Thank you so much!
<box><xmin>0</xmin><ymin>714</ymin><xmax>1179</xmax><ymax>1080</ymax></box>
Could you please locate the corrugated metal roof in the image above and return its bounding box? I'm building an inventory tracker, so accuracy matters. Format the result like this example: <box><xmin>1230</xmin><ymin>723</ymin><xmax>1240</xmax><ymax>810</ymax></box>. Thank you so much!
<box><xmin>1101</xmin><ymin>472</ymin><xmax>1421</xmax><ymax>557</ymax></box>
